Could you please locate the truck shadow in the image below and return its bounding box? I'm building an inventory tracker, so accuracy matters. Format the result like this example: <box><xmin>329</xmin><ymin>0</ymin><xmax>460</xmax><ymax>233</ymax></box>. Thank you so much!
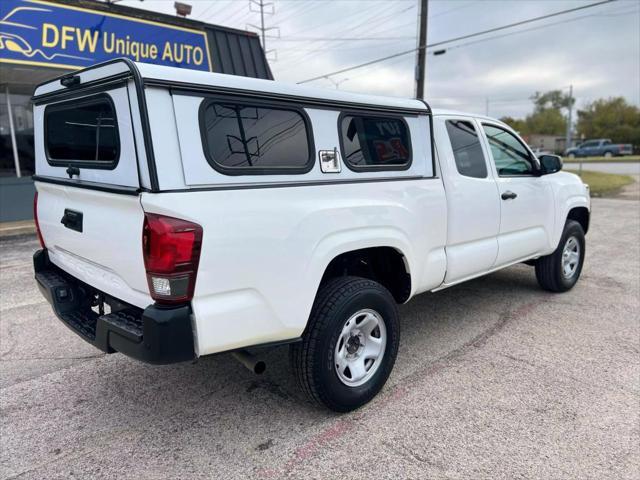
<box><xmin>3</xmin><ymin>263</ymin><xmax>559</xmax><ymax>476</ymax></box>
<box><xmin>85</xmin><ymin>263</ymin><xmax>546</xmax><ymax>419</ymax></box>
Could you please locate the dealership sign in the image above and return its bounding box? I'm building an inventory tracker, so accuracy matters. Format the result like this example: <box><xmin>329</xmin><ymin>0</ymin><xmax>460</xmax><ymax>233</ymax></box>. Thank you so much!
<box><xmin>0</xmin><ymin>0</ymin><xmax>212</xmax><ymax>71</ymax></box>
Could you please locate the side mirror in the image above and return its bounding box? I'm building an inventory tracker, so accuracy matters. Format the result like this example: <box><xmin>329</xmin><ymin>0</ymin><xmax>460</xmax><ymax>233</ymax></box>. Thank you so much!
<box><xmin>539</xmin><ymin>154</ymin><xmax>563</xmax><ymax>175</ymax></box>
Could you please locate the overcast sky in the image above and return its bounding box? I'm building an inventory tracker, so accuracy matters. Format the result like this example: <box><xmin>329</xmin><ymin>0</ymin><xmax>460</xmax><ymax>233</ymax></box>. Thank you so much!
<box><xmin>120</xmin><ymin>0</ymin><xmax>640</xmax><ymax>119</ymax></box>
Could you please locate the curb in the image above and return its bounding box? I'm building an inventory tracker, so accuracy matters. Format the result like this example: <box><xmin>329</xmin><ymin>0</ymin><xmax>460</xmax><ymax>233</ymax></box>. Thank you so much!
<box><xmin>0</xmin><ymin>220</ymin><xmax>36</xmax><ymax>238</ymax></box>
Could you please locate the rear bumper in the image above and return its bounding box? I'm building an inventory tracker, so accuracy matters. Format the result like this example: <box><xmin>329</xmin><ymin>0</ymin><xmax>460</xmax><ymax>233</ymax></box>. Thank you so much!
<box><xmin>34</xmin><ymin>249</ymin><xmax>195</xmax><ymax>364</ymax></box>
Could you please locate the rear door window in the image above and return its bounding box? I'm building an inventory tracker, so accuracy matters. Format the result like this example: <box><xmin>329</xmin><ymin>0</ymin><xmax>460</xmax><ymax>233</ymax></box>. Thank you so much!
<box><xmin>445</xmin><ymin>120</ymin><xmax>487</xmax><ymax>178</ymax></box>
<box><xmin>200</xmin><ymin>100</ymin><xmax>313</xmax><ymax>175</ymax></box>
<box><xmin>339</xmin><ymin>114</ymin><xmax>411</xmax><ymax>171</ymax></box>
<box><xmin>45</xmin><ymin>95</ymin><xmax>119</xmax><ymax>168</ymax></box>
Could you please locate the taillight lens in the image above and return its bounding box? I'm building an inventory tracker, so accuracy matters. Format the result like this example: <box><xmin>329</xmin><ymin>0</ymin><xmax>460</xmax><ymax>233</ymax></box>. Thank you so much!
<box><xmin>33</xmin><ymin>192</ymin><xmax>45</xmax><ymax>248</ymax></box>
<box><xmin>142</xmin><ymin>213</ymin><xmax>203</xmax><ymax>304</ymax></box>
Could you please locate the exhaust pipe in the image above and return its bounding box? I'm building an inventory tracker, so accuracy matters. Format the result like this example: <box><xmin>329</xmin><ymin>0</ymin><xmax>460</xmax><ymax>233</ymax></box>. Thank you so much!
<box><xmin>231</xmin><ymin>350</ymin><xmax>266</xmax><ymax>375</ymax></box>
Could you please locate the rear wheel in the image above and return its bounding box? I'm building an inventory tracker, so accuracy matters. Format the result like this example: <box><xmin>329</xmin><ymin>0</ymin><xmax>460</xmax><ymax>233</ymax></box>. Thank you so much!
<box><xmin>535</xmin><ymin>220</ymin><xmax>585</xmax><ymax>292</ymax></box>
<box><xmin>290</xmin><ymin>276</ymin><xmax>400</xmax><ymax>412</ymax></box>
<box><xmin>568</xmin><ymin>153</ymin><xmax>576</xmax><ymax>159</ymax></box>
<box><xmin>604</xmin><ymin>151</ymin><xmax>613</xmax><ymax>158</ymax></box>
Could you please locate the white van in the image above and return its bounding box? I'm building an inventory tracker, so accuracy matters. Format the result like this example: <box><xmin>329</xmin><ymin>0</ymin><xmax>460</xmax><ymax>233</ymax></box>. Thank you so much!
<box><xmin>33</xmin><ymin>59</ymin><xmax>590</xmax><ymax>411</ymax></box>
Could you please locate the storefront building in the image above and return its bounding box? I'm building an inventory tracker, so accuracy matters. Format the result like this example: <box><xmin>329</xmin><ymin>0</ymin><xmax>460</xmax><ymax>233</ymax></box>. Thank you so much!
<box><xmin>0</xmin><ymin>0</ymin><xmax>272</xmax><ymax>221</ymax></box>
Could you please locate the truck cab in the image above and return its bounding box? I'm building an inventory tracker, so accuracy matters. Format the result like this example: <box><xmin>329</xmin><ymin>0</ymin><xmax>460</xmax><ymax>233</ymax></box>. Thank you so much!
<box><xmin>32</xmin><ymin>59</ymin><xmax>590</xmax><ymax>412</ymax></box>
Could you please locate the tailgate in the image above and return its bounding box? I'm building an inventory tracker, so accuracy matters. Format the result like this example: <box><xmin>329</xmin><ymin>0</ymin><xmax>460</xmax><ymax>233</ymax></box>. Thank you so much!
<box><xmin>34</xmin><ymin>81</ymin><xmax>151</xmax><ymax>308</ymax></box>
<box><xmin>36</xmin><ymin>183</ymin><xmax>150</xmax><ymax>308</ymax></box>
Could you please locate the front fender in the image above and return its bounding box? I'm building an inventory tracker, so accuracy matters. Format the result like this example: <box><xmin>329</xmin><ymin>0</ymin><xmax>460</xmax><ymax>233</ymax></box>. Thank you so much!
<box><xmin>549</xmin><ymin>172</ymin><xmax>590</xmax><ymax>248</ymax></box>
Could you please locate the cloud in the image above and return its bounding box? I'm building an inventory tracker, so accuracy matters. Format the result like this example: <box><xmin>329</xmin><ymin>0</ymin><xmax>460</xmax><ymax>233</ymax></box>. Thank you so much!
<box><xmin>121</xmin><ymin>0</ymin><xmax>640</xmax><ymax>119</ymax></box>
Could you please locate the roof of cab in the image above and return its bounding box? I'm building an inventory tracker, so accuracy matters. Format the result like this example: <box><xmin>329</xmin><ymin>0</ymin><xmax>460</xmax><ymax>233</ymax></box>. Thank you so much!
<box><xmin>431</xmin><ymin>108</ymin><xmax>511</xmax><ymax>128</ymax></box>
<box><xmin>33</xmin><ymin>58</ymin><xmax>429</xmax><ymax>114</ymax></box>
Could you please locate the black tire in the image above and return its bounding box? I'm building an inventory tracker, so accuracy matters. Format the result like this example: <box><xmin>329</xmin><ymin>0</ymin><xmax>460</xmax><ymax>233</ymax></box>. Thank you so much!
<box><xmin>535</xmin><ymin>220</ymin><xmax>585</xmax><ymax>292</ymax></box>
<box><xmin>290</xmin><ymin>276</ymin><xmax>400</xmax><ymax>412</ymax></box>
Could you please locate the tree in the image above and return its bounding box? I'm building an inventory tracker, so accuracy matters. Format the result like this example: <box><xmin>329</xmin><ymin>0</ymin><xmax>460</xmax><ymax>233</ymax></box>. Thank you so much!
<box><xmin>576</xmin><ymin>97</ymin><xmax>640</xmax><ymax>146</ymax></box>
<box><xmin>500</xmin><ymin>89</ymin><xmax>571</xmax><ymax>136</ymax></box>
<box><xmin>500</xmin><ymin>116</ymin><xmax>528</xmax><ymax>134</ymax></box>
<box><xmin>526</xmin><ymin>89</ymin><xmax>573</xmax><ymax>135</ymax></box>
<box><xmin>501</xmin><ymin>107</ymin><xmax>566</xmax><ymax>136</ymax></box>
<box><xmin>525</xmin><ymin>108</ymin><xmax>566</xmax><ymax>135</ymax></box>
<box><xmin>531</xmin><ymin>90</ymin><xmax>575</xmax><ymax>112</ymax></box>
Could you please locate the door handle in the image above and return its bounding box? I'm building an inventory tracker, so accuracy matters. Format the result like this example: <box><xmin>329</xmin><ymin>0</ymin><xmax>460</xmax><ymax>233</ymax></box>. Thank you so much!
<box><xmin>61</xmin><ymin>209</ymin><xmax>83</xmax><ymax>233</ymax></box>
<box><xmin>501</xmin><ymin>191</ymin><xmax>517</xmax><ymax>200</ymax></box>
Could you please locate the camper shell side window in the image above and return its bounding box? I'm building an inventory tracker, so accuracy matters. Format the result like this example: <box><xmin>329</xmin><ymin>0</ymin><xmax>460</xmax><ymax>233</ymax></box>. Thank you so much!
<box><xmin>338</xmin><ymin>112</ymin><xmax>413</xmax><ymax>172</ymax></box>
<box><xmin>198</xmin><ymin>97</ymin><xmax>315</xmax><ymax>176</ymax></box>
<box><xmin>44</xmin><ymin>94</ymin><xmax>120</xmax><ymax>170</ymax></box>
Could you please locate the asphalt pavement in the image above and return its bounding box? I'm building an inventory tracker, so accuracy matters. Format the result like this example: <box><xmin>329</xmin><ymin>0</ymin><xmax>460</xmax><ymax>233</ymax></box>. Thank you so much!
<box><xmin>1</xmin><ymin>196</ymin><xmax>639</xmax><ymax>480</ymax></box>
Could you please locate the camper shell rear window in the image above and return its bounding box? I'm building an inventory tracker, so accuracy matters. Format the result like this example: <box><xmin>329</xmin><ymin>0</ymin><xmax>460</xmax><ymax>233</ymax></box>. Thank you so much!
<box><xmin>44</xmin><ymin>94</ymin><xmax>120</xmax><ymax>169</ymax></box>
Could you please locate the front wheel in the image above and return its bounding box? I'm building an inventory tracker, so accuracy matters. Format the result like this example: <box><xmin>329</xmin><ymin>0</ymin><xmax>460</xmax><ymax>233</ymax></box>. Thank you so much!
<box><xmin>290</xmin><ymin>276</ymin><xmax>400</xmax><ymax>412</ymax></box>
<box><xmin>535</xmin><ymin>220</ymin><xmax>585</xmax><ymax>292</ymax></box>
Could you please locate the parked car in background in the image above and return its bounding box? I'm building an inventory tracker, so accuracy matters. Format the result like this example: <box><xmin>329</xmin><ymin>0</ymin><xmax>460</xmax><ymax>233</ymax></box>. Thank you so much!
<box><xmin>565</xmin><ymin>139</ymin><xmax>633</xmax><ymax>158</ymax></box>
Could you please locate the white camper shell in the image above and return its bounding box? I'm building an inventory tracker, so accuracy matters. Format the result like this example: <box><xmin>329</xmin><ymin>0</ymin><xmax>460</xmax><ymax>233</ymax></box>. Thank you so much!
<box><xmin>33</xmin><ymin>59</ymin><xmax>590</xmax><ymax>411</ymax></box>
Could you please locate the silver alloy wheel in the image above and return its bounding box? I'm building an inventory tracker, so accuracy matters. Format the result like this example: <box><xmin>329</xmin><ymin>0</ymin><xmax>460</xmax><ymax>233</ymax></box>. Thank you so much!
<box><xmin>334</xmin><ymin>309</ymin><xmax>387</xmax><ymax>387</ymax></box>
<box><xmin>562</xmin><ymin>236</ymin><xmax>581</xmax><ymax>278</ymax></box>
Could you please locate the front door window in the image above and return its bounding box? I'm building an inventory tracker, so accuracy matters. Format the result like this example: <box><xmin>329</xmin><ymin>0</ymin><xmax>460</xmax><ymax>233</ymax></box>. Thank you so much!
<box><xmin>482</xmin><ymin>124</ymin><xmax>536</xmax><ymax>176</ymax></box>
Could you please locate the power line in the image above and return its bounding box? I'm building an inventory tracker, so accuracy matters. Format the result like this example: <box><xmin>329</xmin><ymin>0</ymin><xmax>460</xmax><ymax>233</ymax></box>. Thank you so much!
<box><xmin>427</xmin><ymin>0</ymin><xmax>616</xmax><ymax>49</ymax></box>
<box><xmin>297</xmin><ymin>47</ymin><xmax>420</xmax><ymax>84</ymax></box>
<box><xmin>219</xmin><ymin>2</ymin><xmax>252</xmax><ymax>25</ymax></box>
<box><xmin>297</xmin><ymin>0</ymin><xmax>617</xmax><ymax>84</ymax></box>
<box><xmin>442</xmin><ymin>4</ymin><xmax>638</xmax><ymax>54</ymax></box>
<box><xmin>278</xmin><ymin>3</ymin><xmax>415</xmax><ymax>69</ymax></box>
<box><xmin>197</xmin><ymin>1</ymin><xmax>222</xmax><ymax>20</ymax></box>
<box><xmin>430</xmin><ymin>1</ymin><xmax>476</xmax><ymax>19</ymax></box>
<box><xmin>275</xmin><ymin>36</ymin><xmax>416</xmax><ymax>41</ymax></box>
<box><xmin>281</xmin><ymin>0</ymin><xmax>406</xmax><ymax>38</ymax></box>
<box><xmin>273</xmin><ymin>0</ymin><xmax>324</xmax><ymax>24</ymax></box>
<box><xmin>277</xmin><ymin>37</ymin><xmax>412</xmax><ymax>53</ymax></box>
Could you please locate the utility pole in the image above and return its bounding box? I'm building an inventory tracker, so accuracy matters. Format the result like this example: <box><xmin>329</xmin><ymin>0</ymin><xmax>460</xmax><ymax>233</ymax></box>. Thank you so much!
<box><xmin>565</xmin><ymin>84</ymin><xmax>574</xmax><ymax>151</ymax></box>
<box><xmin>259</xmin><ymin>0</ymin><xmax>265</xmax><ymax>50</ymax></box>
<box><xmin>248</xmin><ymin>0</ymin><xmax>279</xmax><ymax>60</ymax></box>
<box><xmin>415</xmin><ymin>0</ymin><xmax>429</xmax><ymax>99</ymax></box>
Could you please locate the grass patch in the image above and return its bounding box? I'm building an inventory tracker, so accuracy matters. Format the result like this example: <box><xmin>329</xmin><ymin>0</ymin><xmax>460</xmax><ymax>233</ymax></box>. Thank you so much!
<box><xmin>563</xmin><ymin>155</ymin><xmax>640</xmax><ymax>163</ymax></box>
<box><xmin>566</xmin><ymin>169</ymin><xmax>635</xmax><ymax>197</ymax></box>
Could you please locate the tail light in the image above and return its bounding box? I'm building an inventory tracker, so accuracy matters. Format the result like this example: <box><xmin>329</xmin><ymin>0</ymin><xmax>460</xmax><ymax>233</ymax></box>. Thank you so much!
<box><xmin>33</xmin><ymin>192</ymin><xmax>45</xmax><ymax>248</ymax></box>
<box><xmin>142</xmin><ymin>213</ymin><xmax>203</xmax><ymax>304</ymax></box>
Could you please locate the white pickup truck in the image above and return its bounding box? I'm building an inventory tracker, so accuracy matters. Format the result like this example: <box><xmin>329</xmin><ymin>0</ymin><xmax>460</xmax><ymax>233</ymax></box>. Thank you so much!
<box><xmin>32</xmin><ymin>59</ymin><xmax>590</xmax><ymax>412</ymax></box>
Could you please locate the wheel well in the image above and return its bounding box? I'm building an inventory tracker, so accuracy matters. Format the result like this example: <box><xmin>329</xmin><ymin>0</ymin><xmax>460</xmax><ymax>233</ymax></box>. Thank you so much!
<box><xmin>567</xmin><ymin>207</ymin><xmax>589</xmax><ymax>234</ymax></box>
<box><xmin>320</xmin><ymin>247</ymin><xmax>411</xmax><ymax>303</ymax></box>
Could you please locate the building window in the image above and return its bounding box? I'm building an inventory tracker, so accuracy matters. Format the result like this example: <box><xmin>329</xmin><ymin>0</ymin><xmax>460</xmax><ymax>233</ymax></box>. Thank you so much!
<box><xmin>339</xmin><ymin>114</ymin><xmax>412</xmax><ymax>171</ymax></box>
<box><xmin>200</xmin><ymin>100</ymin><xmax>313</xmax><ymax>175</ymax></box>
<box><xmin>0</xmin><ymin>91</ymin><xmax>35</xmax><ymax>177</ymax></box>
<box><xmin>445</xmin><ymin>120</ymin><xmax>487</xmax><ymax>179</ymax></box>
<box><xmin>45</xmin><ymin>95</ymin><xmax>119</xmax><ymax>168</ymax></box>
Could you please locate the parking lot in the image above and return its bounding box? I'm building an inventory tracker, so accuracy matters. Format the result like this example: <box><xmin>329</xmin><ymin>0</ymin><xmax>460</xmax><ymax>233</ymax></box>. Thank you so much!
<box><xmin>1</xmin><ymin>195</ymin><xmax>638</xmax><ymax>480</ymax></box>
